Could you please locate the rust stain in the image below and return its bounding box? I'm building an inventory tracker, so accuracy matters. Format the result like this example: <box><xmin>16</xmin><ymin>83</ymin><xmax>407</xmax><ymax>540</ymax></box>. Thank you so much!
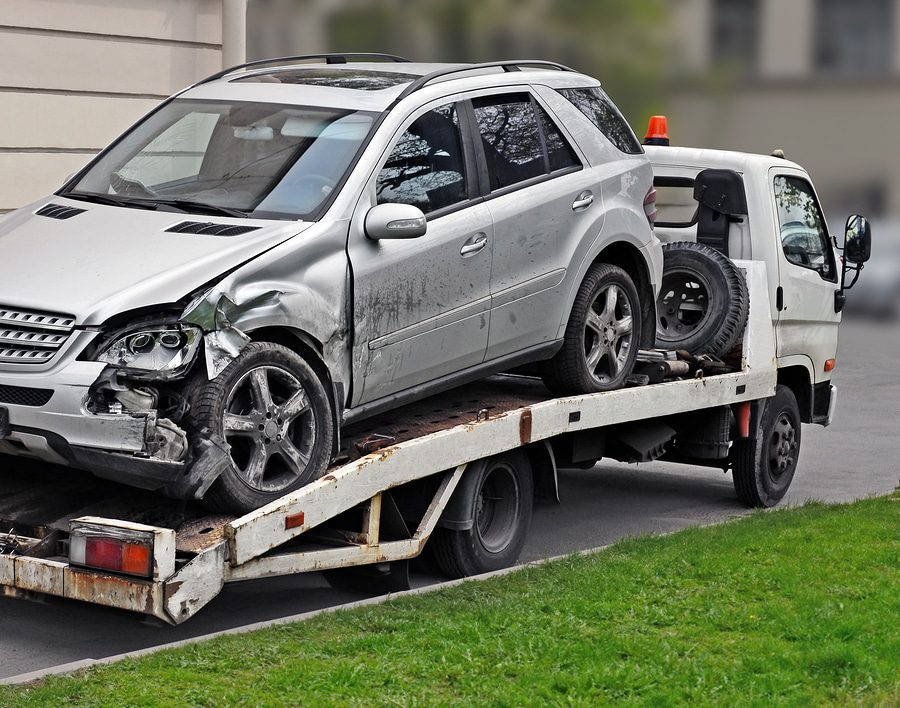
<box><xmin>519</xmin><ymin>408</ymin><xmax>532</xmax><ymax>445</ymax></box>
<box><xmin>322</xmin><ymin>475</ymin><xmax>337</xmax><ymax>482</ymax></box>
<box><xmin>67</xmin><ymin>568</ymin><xmax>155</xmax><ymax>615</ymax></box>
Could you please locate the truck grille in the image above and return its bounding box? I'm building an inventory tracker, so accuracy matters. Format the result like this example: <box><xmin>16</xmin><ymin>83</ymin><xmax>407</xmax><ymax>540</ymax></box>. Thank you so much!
<box><xmin>0</xmin><ymin>307</ymin><xmax>76</xmax><ymax>365</ymax></box>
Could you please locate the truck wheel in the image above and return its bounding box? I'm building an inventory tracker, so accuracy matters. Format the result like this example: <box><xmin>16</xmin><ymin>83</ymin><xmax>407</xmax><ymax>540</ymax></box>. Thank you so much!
<box><xmin>731</xmin><ymin>385</ymin><xmax>801</xmax><ymax>508</ymax></box>
<box><xmin>431</xmin><ymin>451</ymin><xmax>533</xmax><ymax>578</ymax></box>
<box><xmin>188</xmin><ymin>342</ymin><xmax>333</xmax><ymax>514</ymax></box>
<box><xmin>540</xmin><ymin>263</ymin><xmax>641</xmax><ymax>395</ymax></box>
<box><xmin>655</xmin><ymin>241</ymin><xmax>748</xmax><ymax>357</ymax></box>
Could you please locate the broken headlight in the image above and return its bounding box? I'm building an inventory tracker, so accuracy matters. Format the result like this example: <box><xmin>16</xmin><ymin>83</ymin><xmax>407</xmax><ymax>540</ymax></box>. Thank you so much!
<box><xmin>96</xmin><ymin>325</ymin><xmax>202</xmax><ymax>378</ymax></box>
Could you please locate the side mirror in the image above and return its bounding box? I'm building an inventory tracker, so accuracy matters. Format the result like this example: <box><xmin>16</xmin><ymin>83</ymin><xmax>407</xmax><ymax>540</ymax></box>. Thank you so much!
<box><xmin>365</xmin><ymin>203</ymin><xmax>427</xmax><ymax>240</ymax></box>
<box><xmin>844</xmin><ymin>214</ymin><xmax>872</xmax><ymax>264</ymax></box>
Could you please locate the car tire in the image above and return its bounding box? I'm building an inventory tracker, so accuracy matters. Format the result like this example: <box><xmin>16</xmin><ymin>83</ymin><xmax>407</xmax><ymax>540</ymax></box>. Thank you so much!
<box><xmin>431</xmin><ymin>451</ymin><xmax>533</xmax><ymax>578</ymax></box>
<box><xmin>186</xmin><ymin>342</ymin><xmax>333</xmax><ymax>514</ymax></box>
<box><xmin>540</xmin><ymin>263</ymin><xmax>641</xmax><ymax>396</ymax></box>
<box><xmin>731</xmin><ymin>385</ymin><xmax>801</xmax><ymax>508</ymax></box>
<box><xmin>655</xmin><ymin>241</ymin><xmax>748</xmax><ymax>357</ymax></box>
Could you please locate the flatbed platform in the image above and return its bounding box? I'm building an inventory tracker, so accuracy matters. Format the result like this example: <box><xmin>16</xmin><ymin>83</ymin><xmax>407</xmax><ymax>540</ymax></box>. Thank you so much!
<box><xmin>0</xmin><ymin>261</ymin><xmax>775</xmax><ymax>624</ymax></box>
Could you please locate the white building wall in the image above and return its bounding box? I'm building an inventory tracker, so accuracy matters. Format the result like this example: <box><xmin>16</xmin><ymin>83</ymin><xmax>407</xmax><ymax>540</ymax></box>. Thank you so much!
<box><xmin>0</xmin><ymin>0</ymin><xmax>226</xmax><ymax>212</ymax></box>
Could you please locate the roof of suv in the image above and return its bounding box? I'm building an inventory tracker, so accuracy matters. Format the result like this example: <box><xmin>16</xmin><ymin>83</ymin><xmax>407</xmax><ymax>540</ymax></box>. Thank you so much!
<box><xmin>180</xmin><ymin>60</ymin><xmax>601</xmax><ymax>112</ymax></box>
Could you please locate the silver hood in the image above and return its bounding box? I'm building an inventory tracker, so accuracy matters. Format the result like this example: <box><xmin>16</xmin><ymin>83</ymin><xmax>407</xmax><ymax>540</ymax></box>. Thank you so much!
<box><xmin>0</xmin><ymin>198</ymin><xmax>311</xmax><ymax>325</ymax></box>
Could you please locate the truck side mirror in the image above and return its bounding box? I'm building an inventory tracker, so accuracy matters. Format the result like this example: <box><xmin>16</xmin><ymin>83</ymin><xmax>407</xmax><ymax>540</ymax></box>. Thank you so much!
<box><xmin>365</xmin><ymin>203</ymin><xmax>427</xmax><ymax>240</ymax></box>
<box><xmin>844</xmin><ymin>214</ymin><xmax>872</xmax><ymax>264</ymax></box>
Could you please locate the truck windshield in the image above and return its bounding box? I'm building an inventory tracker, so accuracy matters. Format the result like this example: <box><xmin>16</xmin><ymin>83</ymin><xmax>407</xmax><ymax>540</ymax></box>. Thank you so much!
<box><xmin>64</xmin><ymin>99</ymin><xmax>377</xmax><ymax>220</ymax></box>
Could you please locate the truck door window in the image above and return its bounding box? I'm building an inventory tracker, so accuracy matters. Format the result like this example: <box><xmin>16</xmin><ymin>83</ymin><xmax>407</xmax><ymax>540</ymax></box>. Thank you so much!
<box><xmin>774</xmin><ymin>175</ymin><xmax>837</xmax><ymax>281</ymax></box>
<box><xmin>375</xmin><ymin>103</ymin><xmax>467</xmax><ymax>215</ymax></box>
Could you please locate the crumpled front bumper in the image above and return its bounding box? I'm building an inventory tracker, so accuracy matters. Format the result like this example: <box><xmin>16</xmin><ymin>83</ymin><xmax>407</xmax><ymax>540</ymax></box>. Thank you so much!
<box><xmin>0</xmin><ymin>360</ymin><xmax>184</xmax><ymax>489</ymax></box>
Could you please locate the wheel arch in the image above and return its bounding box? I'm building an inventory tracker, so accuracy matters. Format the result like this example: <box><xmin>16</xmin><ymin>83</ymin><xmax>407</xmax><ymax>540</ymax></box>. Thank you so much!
<box><xmin>776</xmin><ymin>363</ymin><xmax>813</xmax><ymax>423</ymax></box>
<box><xmin>589</xmin><ymin>240</ymin><xmax>657</xmax><ymax>350</ymax></box>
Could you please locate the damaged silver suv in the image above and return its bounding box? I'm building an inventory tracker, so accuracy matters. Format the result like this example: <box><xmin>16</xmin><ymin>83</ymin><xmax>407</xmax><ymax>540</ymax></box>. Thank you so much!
<box><xmin>0</xmin><ymin>55</ymin><xmax>661</xmax><ymax>512</ymax></box>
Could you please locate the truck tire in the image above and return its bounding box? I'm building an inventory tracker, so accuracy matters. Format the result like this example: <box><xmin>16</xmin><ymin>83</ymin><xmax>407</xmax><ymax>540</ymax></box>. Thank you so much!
<box><xmin>540</xmin><ymin>263</ymin><xmax>641</xmax><ymax>395</ymax></box>
<box><xmin>186</xmin><ymin>342</ymin><xmax>333</xmax><ymax>514</ymax></box>
<box><xmin>731</xmin><ymin>385</ymin><xmax>801</xmax><ymax>508</ymax></box>
<box><xmin>655</xmin><ymin>241</ymin><xmax>748</xmax><ymax>357</ymax></box>
<box><xmin>431</xmin><ymin>451</ymin><xmax>533</xmax><ymax>578</ymax></box>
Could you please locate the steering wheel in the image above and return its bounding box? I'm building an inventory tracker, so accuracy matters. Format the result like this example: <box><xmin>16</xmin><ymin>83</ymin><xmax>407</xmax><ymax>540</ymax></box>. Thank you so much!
<box><xmin>784</xmin><ymin>245</ymin><xmax>811</xmax><ymax>266</ymax></box>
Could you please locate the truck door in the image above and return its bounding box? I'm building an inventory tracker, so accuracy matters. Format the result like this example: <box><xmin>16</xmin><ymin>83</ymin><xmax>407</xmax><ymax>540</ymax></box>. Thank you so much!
<box><xmin>348</xmin><ymin>100</ymin><xmax>493</xmax><ymax>406</ymax></box>
<box><xmin>769</xmin><ymin>169</ymin><xmax>841</xmax><ymax>383</ymax></box>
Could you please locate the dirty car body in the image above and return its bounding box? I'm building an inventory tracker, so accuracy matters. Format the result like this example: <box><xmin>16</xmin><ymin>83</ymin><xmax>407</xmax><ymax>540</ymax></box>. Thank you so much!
<box><xmin>0</xmin><ymin>57</ymin><xmax>661</xmax><ymax>511</ymax></box>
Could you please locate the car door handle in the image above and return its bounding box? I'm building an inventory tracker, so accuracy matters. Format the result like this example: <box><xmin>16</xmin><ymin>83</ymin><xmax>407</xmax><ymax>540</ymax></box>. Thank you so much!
<box><xmin>572</xmin><ymin>191</ymin><xmax>594</xmax><ymax>211</ymax></box>
<box><xmin>460</xmin><ymin>233</ymin><xmax>487</xmax><ymax>256</ymax></box>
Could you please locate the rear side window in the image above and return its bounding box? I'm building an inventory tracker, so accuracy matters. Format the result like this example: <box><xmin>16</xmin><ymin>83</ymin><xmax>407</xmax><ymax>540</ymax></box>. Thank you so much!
<box><xmin>472</xmin><ymin>93</ymin><xmax>579</xmax><ymax>192</ymax></box>
<box><xmin>558</xmin><ymin>87</ymin><xmax>643</xmax><ymax>155</ymax></box>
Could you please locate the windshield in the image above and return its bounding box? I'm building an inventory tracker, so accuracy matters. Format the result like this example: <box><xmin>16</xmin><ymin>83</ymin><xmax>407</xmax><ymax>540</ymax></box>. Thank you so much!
<box><xmin>65</xmin><ymin>99</ymin><xmax>377</xmax><ymax>220</ymax></box>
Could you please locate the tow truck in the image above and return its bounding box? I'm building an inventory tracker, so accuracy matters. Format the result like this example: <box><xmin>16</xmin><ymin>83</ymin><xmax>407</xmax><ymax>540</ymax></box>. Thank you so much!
<box><xmin>0</xmin><ymin>118</ymin><xmax>870</xmax><ymax>624</ymax></box>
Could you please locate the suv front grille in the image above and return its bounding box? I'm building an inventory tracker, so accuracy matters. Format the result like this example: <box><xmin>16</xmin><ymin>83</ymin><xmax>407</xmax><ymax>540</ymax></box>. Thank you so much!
<box><xmin>0</xmin><ymin>384</ymin><xmax>54</xmax><ymax>407</ymax></box>
<box><xmin>0</xmin><ymin>307</ymin><xmax>76</xmax><ymax>365</ymax></box>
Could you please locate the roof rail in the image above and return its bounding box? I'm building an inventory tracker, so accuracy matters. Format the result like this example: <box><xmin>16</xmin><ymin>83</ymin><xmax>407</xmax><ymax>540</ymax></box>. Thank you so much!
<box><xmin>390</xmin><ymin>60</ymin><xmax>576</xmax><ymax>106</ymax></box>
<box><xmin>194</xmin><ymin>53</ymin><xmax>411</xmax><ymax>87</ymax></box>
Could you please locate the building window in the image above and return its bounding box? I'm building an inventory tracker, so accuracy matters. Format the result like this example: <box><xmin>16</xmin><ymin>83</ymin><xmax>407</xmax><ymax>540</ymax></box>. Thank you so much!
<box><xmin>815</xmin><ymin>0</ymin><xmax>893</xmax><ymax>75</ymax></box>
<box><xmin>711</xmin><ymin>0</ymin><xmax>761</xmax><ymax>73</ymax></box>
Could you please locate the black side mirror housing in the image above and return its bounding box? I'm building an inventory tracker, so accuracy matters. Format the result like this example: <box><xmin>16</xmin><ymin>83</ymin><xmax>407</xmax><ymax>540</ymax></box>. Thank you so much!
<box><xmin>844</xmin><ymin>214</ymin><xmax>872</xmax><ymax>264</ymax></box>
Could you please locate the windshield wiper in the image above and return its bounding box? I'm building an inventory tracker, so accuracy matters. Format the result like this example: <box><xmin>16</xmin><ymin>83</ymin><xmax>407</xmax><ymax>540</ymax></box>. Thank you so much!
<box><xmin>153</xmin><ymin>199</ymin><xmax>248</xmax><ymax>219</ymax></box>
<box><xmin>62</xmin><ymin>192</ymin><xmax>159</xmax><ymax>210</ymax></box>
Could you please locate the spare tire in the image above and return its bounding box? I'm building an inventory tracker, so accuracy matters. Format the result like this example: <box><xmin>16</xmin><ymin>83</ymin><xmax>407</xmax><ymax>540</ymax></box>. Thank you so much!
<box><xmin>655</xmin><ymin>241</ymin><xmax>748</xmax><ymax>357</ymax></box>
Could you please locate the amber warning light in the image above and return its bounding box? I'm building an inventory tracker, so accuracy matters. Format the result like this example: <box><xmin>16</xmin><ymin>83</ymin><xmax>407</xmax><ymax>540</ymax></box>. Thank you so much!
<box><xmin>644</xmin><ymin>115</ymin><xmax>670</xmax><ymax>146</ymax></box>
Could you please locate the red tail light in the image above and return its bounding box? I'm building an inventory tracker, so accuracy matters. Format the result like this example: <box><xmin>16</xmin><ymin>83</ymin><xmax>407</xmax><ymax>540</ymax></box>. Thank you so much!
<box><xmin>69</xmin><ymin>526</ymin><xmax>154</xmax><ymax>578</ymax></box>
<box><xmin>644</xmin><ymin>186</ymin><xmax>658</xmax><ymax>226</ymax></box>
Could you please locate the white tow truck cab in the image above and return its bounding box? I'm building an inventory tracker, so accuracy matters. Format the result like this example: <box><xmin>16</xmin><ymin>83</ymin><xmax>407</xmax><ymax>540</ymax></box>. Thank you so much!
<box><xmin>645</xmin><ymin>116</ymin><xmax>870</xmax><ymax>428</ymax></box>
<box><xmin>0</xmin><ymin>116</ymin><xmax>870</xmax><ymax>624</ymax></box>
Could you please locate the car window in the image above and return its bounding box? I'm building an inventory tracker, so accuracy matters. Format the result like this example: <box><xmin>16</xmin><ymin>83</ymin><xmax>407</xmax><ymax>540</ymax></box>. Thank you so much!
<box><xmin>375</xmin><ymin>103</ymin><xmax>467</xmax><ymax>214</ymax></box>
<box><xmin>774</xmin><ymin>175</ymin><xmax>836</xmax><ymax>280</ymax></box>
<box><xmin>536</xmin><ymin>105</ymin><xmax>579</xmax><ymax>172</ymax></box>
<box><xmin>118</xmin><ymin>111</ymin><xmax>221</xmax><ymax>187</ymax></box>
<box><xmin>472</xmin><ymin>93</ymin><xmax>579</xmax><ymax>192</ymax></box>
<box><xmin>69</xmin><ymin>99</ymin><xmax>377</xmax><ymax>220</ymax></box>
<box><xmin>558</xmin><ymin>87</ymin><xmax>643</xmax><ymax>154</ymax></box>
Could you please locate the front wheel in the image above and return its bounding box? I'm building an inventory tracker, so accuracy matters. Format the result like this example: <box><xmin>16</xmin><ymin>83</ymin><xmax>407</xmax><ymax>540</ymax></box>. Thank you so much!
<box><xmin>187</xmin><ymin>342</ymin><xmax>334</xmax><ymax>514</ymax></box>
<box><xmin>731</xmin><ymin>385</ymin><xmax>802</xmax><ymax>508</ymax></box>
<box><xmin>540</xmin><ymin>263</ymin><xmax>641</xmax><ymax>395</ymax></box>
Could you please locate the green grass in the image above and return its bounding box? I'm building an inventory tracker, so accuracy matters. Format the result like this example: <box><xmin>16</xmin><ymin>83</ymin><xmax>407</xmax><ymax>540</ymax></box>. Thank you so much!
<box><xmin>3</xmin><ymin>494</ymin><xmax>898</xmax><ymax>707</ymax></box>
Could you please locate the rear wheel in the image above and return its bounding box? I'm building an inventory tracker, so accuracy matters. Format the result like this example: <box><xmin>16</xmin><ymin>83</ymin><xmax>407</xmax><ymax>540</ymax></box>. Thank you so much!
<box><xmin>541</xmin><ymin>263</ymin><xmax>641</xmax><ymax>395</ymax></box>
<box><xmin>731</xmin><ymin>385</ymin><xmax>801</xmax><ymax>507</ymax></box>
<box><xmin>431</xmin><ymin>451</ymin><xmax>533</xmax><ymax>578</ymax></box>
<box><xmin>187</xmin><ymin>342</ymin><xmax>333</xmax><ymax>514</ymax></box>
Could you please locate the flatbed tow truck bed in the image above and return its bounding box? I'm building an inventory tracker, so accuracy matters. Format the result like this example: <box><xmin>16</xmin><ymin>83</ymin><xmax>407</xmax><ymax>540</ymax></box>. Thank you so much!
<box><xmin>0</xmin><ymin>262</ymin><xmax>775</xmax><ymax>624</ymax></box>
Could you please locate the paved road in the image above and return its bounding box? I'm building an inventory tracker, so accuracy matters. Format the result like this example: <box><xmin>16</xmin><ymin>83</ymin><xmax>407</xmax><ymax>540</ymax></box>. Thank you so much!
<box><xmin>1</xmin><ymin>318</ymin><xmax>897</xmax><ymax>680</ymax></box>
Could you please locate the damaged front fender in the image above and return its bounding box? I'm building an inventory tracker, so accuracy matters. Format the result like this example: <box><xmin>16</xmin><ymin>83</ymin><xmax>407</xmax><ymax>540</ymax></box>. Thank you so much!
<box><xmin>181</xmin><ymin>289</ymin><xmax>284</xmax><ymax>379</ymax></box>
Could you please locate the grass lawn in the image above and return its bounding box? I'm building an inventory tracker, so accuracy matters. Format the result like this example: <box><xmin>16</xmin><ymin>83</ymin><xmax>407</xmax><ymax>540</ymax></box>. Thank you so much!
<box><xmin>3</xmin><ymin>492</ymin><xmax>898</xmax><ymax>707</ymax></box>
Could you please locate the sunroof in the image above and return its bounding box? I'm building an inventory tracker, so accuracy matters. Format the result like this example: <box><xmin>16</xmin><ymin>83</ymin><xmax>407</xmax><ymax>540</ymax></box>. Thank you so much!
<box><xmin>233</xmin><ymin>69</ymin><xmax>420</xmax><ymax>91</ymax></box>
